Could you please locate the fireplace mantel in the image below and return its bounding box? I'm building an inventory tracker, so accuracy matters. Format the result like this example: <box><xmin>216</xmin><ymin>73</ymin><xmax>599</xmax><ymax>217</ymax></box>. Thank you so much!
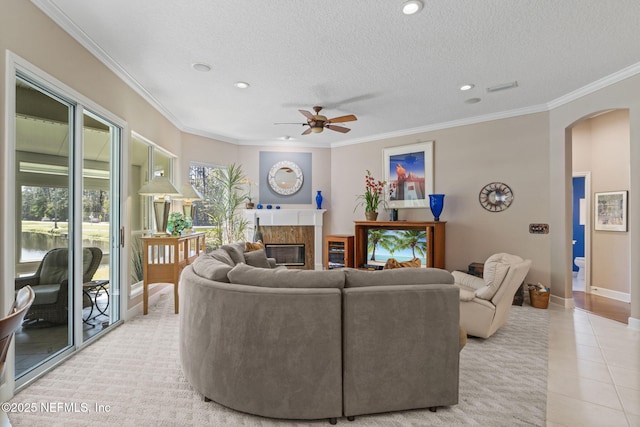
<box><xmin>243</xmin><ymin>209</ymin><xmax>326</xmax><ymax>270</ymax></box>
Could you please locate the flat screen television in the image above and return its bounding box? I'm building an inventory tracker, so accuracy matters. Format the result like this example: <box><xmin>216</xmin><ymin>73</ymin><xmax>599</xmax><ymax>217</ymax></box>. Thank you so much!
<box><xmin>365</xmin><ymin>229</ymin><xmax>427</xmax><ymax>268</ymax></box>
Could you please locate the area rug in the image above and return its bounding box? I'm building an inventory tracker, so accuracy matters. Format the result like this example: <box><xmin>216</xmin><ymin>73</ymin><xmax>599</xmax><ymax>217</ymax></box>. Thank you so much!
<box><xmin>8</xmin><ymin>293</ymin><xmax>548</xmax><ymax>426</ymax></box>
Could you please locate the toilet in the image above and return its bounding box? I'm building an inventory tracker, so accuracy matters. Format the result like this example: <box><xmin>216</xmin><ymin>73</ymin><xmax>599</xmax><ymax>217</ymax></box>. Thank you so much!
<box><xmin>574</xmin><ymin>257</ymin><xmax>586</xmax><ymax>281</ymax></box>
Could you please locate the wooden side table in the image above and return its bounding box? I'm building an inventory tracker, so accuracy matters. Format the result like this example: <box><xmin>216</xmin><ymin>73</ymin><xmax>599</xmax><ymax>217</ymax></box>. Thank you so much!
<box><xmin>141</xmin><ymin>232</ymin><xmax>206</xmax><ymax>315</ymax></box>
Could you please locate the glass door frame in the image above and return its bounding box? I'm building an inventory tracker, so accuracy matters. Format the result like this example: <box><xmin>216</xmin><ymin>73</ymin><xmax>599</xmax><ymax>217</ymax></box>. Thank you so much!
<box><xmin>3</xmin><ymin>52</ymin><xmax>127</xmax><ymax>393</ymax></box>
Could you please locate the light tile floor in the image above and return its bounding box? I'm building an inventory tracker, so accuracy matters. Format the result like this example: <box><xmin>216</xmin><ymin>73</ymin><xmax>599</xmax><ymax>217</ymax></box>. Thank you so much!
<box><xmin>547</xmin><ymin>303</ymin><xmax>640</xmax><ymax>426</ymax></box>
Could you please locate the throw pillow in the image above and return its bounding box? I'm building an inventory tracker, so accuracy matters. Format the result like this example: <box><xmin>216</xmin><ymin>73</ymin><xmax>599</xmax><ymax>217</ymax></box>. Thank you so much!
<box><xmin>243</xmin><ymin>249</ymin><xmax>271</xmax><ymax>268</ymax></box>
<box><xmin>191</xmin><ymin>254</ymin><xmax>233</xmax><ymax>283</ymax></box>
<box><xmin>227</xmin><ymin>263</ymin><xmax>345</xmax><ymax>289</ymax></box>
<box><xmin>245</xmin><ymin>241</ymin><xmax>264</xmax><ymax>252</ymax></box>
<box><xmin>208</xmin><ymin>248</ymin><xmax>235</xmax><ymax>266</ymax></box>
<box><xmin>221</xmin><ymin>242</ymin><xmax>245</xmax><ymax>264</ymax></box>
<box><xmin>344</xmin><ymin>267</ymin><xmax>454</xmax><ymax>288</ymax></box>
<box><xmin>383</xmin><ymin>257</ymin><xmax>421</xmax><ymax>269</ymax></box>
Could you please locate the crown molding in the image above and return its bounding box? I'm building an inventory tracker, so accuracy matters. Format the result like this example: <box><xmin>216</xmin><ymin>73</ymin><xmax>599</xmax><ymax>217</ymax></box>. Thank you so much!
<box><xmin>31</xmin><ymin>0</ymin><xmax>184</xmax><ymax>130</ymax></box>
<box><xmin>31</xmin><ymin>0</ymin><xmax>640</xmax><ymax>150</ymax></box>
<box><xmin>330</xmin><ymin>104</ymin><xmax>549</xmax><ymax>148</ymax></box>
<box><xmin>547</xmin><ymin>61</ymin><xmax>640</xmax><ymax>110</ymax></box>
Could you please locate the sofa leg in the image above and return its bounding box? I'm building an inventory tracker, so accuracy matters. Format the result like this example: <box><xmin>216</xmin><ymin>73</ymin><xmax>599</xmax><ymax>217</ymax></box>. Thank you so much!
<box><xmin>329</xmin><ymin>418</ymin><xmax>337</xmax><ymax>425</ymax></box>
<box><xmin>203</xmin><ymin>396</ymin><xmax>211</xmax><ymax>402</ymax></box>
<box><xmin>429</xmin><ymin>406</ymin><xmax>437</xmax><ymax>412</ymax></box>
<box><xmin>347</xmin><ymin>416</ymin><xmax>355</xmax><ymax>421</ymax></box>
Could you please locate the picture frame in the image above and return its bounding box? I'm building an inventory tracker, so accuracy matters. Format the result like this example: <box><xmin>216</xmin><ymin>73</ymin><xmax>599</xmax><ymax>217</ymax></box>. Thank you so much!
<box><xmin>383</xmin><ymin>141</ymin><xmax>434</xmax><ymax>209</ymax></box>
<box><xmin>594</xmin><ymin>191</ymin><xmax>627</xmax><ymax>231</ymax></box>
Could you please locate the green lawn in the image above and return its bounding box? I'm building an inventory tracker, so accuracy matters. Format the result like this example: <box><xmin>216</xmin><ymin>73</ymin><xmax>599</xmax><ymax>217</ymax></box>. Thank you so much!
<box><xmin>22</xmin><ymin>220</ymin><xmax>110</xmax><ymax>242</ymax></box>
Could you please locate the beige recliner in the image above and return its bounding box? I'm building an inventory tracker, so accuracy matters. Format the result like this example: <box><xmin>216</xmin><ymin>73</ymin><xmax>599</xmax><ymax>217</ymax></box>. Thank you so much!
<box><xmin>452</xmin><ymin>253</ymin><xmax>531</xmax><ymax>339</ymax></box>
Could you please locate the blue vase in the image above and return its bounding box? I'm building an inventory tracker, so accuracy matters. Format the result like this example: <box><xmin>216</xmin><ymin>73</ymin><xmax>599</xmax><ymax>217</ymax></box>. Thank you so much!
<box><xmin>315</xmin><ymin>190</ymin><xmax>323</xmax><ymax>209</ymax></box>
<box><xmin>429</xmin><ymin>194</ymin><xmax>445</xmax><ymax>221</ymax></box>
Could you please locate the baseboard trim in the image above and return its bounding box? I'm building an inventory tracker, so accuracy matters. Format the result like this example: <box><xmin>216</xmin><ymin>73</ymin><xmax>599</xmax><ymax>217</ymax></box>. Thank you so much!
<box><xmin>628</xmin><ymin>316</ymin><xmax>640</xmax><ymax>331</ymax></box>
<box><xmin>125</xmin><ymin>283</ymin><xmax>173</xmax><ymax>321</ymax></box>
<box><xmin>550</xmin><ymin>294</ymin><xmax>574</xmax><ymax>309</ymax></box>
<box><xmin>589</xmin><ymin>287</ymin><xmax>631</xmax><ymax>303</ymax></box>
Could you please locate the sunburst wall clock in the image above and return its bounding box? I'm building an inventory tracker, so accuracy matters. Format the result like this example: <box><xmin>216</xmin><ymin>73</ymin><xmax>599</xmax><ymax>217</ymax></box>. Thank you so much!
<box><xmin>479</xmin><ymin>182</ymin><xmax>513</xmax><ymax>212</ymax></box>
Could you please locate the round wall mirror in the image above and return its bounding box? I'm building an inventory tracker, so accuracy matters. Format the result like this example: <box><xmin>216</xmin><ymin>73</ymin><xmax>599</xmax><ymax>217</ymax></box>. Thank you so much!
<box><xmin>268</xmin><ymin>161</ymin><xmax>303</xmax><ymax>195</ymax></box>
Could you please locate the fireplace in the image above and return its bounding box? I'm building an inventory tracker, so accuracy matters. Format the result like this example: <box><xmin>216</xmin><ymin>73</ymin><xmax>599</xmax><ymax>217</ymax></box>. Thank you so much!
<box><xmin>243</xmin><ymin>209</ymin><xmax>326</xmax><ymax>270</ymax></box>
<box><xmin>265</xmin><ymin>244</ymin><xmax>305</xmax><ymax>267</ymax></box>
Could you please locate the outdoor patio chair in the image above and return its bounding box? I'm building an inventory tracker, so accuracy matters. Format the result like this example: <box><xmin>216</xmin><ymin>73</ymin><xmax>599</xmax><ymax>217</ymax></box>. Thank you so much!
<box><xmin>15</xmin><ymin>247</ymin><xmax>102</xmax><ymax>325</ymax></box>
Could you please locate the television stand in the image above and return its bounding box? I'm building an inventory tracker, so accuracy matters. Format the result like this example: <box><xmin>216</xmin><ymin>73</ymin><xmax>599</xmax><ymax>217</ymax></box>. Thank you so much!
<box><xmin>354</xmin><ymin>220</ymin><xmax>446</xmax><ymax>269</ymax></box>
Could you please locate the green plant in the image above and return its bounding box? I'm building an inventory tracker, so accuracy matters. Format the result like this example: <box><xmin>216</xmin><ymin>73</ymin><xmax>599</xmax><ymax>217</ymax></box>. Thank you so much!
<box><xmin>205</xmin><ymin>163</ymin><xmax>249</xmax><ymax>246</ymax></box>
<box><xmin>167</xmin><ymin>212</ymin><xmax>192</xmax><ymax>236</ymax></box>
<box><xmin>355</xmin><ymin>170</ymin><xmax>388</xmax><ymax>213</ymax></box>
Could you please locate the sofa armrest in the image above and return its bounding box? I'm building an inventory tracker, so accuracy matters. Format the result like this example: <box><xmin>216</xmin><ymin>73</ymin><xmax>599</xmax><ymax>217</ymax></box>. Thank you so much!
<box><xmin>342</xmin><ymin>284</ymin><xmax>459</xmax><ymax>416</ymax></box>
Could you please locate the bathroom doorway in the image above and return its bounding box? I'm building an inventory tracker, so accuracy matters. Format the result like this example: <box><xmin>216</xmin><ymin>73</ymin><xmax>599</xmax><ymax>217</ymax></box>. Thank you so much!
<box><xmin>572</xmin><ymin>173</ymin><xmax>590</xmax><ymax>293</ymax></box>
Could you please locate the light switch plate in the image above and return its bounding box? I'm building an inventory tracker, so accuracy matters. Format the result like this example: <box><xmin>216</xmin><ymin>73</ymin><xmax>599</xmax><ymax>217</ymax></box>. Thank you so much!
<box><xmin>529</xmin><ymin>223</ymin><xmax>549</xmax><ymax>234</ymax></box>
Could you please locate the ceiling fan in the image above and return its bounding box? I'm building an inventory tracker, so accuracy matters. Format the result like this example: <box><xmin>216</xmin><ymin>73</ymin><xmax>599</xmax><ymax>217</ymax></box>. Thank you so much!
<box><xmin>275</xmin><ymin>106</ymin><xmax>357</xmax><ymax>135</ymax></box>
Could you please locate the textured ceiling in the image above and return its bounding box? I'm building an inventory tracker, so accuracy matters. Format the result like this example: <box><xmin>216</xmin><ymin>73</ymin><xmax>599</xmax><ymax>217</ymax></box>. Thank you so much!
<box><xmin>33</xmin><ymin>0</ymin><xmax>640</xmax><ymax>147</ymax></box>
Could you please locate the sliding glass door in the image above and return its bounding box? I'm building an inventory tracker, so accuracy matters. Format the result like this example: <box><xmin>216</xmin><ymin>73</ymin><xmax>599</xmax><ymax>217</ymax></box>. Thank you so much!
<box><xmin>13</xmin><ymin>73</ymin><xmax>122</xmax><ymax>385</ymax></box>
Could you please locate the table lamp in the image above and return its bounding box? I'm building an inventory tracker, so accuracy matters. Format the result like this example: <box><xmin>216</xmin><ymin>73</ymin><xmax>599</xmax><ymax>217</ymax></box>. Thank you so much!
<box><xmin>175</xmin><ymin>183</ymin><xmax>203</xmax><ymax>219</ymax></box>
<box><xmin>138</xmin><ymin>175</ymin><xmax>182</xmax><ymax>235</ymax></box>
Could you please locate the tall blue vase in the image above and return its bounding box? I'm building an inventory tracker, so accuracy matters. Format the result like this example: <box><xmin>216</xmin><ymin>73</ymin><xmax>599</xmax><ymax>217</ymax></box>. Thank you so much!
<box><xmin>315</xmin><ymin>190</ymin><xmax>323</xmax><ymax>209</ymax></box>
<box><xmin>429</xmin><ymin>194</ymin><xmax>445</xmax><ymax>221</ymax></box>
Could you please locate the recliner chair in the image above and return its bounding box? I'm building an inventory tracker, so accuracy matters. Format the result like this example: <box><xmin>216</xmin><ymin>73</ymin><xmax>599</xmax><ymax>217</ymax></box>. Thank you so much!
<box><xmin>15</xmin><ymin>247</ymin><xmax>102</xmax><ymax>324</ymax></box>
<box><xmin>452</xmin><ymin>253</ymin><xmax>531</xmax><ymax>338</ymax></box>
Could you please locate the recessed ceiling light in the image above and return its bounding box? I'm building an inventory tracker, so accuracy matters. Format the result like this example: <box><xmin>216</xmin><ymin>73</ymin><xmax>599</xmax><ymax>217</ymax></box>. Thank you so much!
<box><xmin>460</xmin><ymin>84</ymin><xmax>475</xmax><ymax>91</ymax></box>
<box><xmin>192</xmin><ymin>63</ymin><xmax>211</xmax><ymax>72</ymax></box>
<box><xmin>465</xmin><ymin>98</ymin><xmax>481</xmax><ymax>104</ymax></box>
<box><xmin>234</xmin><ymin>81</ymin><xmax>250</xmax><ymax>89</ymax></box>
<box><xmin>402</xmin><ymin>0</ymin><xmax>423</xmax><ymax>15</ymax></box>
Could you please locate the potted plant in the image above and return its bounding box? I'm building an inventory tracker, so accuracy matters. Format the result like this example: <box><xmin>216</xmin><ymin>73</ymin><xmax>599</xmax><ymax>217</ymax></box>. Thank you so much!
<box><xmin>167</xmin><ymin>212</ymin><xmax>192</xmax><ymax>236</ymax></box>
<box><xmin>354</xmin><ymin>170</ymin><xmax>388</xmax><ymax>221</ymax></box>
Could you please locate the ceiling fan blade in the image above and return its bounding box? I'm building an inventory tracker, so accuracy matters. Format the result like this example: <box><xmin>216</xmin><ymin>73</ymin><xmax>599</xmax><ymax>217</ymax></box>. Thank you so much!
<box><xmin>326</xmin><ymin>124</ymin><xmax>351</xmax><ymax>133</ymax></box>
<box><xmin>299</xmin><ymin>110</ymin><xmax>314</xmax><ymax>120</ymax></box>
<box><xmin>327</xmin><ymin>114</ymin><xmax>357</xmax><ymax>123</ymax></box>
<box><xmin>301</xmin><ymin>127</ymin><xmax>312</xmax><ymax>135</ymax></box>
<box><xmin>274</xmin><ymin>122</ymin><xmax>305</xmax><ymax>125</ymax></box>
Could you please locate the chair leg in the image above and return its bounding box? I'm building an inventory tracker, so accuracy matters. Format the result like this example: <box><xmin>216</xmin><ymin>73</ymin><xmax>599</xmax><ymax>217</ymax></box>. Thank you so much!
<box><xmin>429</xmin><ymin>406</ymin><xmax>437</xmax><ymax>412</ymax></box>
<box><xmin>347</xmin><ymin>416</ymin><xmax>355</xmax><ymax>421</ymax></box>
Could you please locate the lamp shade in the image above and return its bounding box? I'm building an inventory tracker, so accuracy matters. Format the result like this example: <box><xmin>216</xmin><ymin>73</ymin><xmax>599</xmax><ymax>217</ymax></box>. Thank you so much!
<box><xmin>138</xmin><ymin>175</ymin><xmax>181</xmax><ymax>197</ymax></box>
<box><xmin>175</xmin><ymin>183</ymin><xmax>203</xmax><ymax>201</ymax></box>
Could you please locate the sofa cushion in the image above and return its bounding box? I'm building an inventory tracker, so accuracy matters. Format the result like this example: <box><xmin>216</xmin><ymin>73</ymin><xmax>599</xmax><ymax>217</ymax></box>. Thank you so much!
<box><xmin>243</xmin><ymin>249</ymin><xmax>271</xmax><ymax>268</ymax></box>
<box><xmin>222</xmin><ymin>242</ymin><xmax>246</xmax><ymax>264</ymax></box>
<box><xmin>475</xmin><ymin>253</ymin><xmax>521</xmax><ymax>300</ymax></box>
<box><xmin>245</xmin><ymin>241</ymin><xmax>264</xmax><ymax>252</ymax></box>
<box><xmin>383</xmin><ymin>257</ymin><xmax>421</xmax><ymax>269</ymax></box>
<box><xmin>228</xmin><ymin>263</ymin><xmax>345</xmax><ymax>289</ymax></box>
<box><xmin>191</xmin><ymin>254</ymin><xmax>233</xmax><ymax>283</ymax></box>
<box><xmin>208</xmin><ymin>248</ymin><xmax>235</xmax><ymax>266</ymax></box>
<box><xmin>344</xmin><ymin>268</ymin><xmax>454</xmax><ymax>288</ymax></box>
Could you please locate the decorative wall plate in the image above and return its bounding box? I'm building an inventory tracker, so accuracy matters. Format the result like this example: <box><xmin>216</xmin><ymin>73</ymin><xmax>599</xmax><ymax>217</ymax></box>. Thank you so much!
<box><xmin>268</xmin><ymin>160</ymin><xmax>303</xmax><ymax>195</ymax></box>
<box><xmin>479</xmin><ymin>182</ymin><xmax>513</xmax><ymax>212</ymax></box>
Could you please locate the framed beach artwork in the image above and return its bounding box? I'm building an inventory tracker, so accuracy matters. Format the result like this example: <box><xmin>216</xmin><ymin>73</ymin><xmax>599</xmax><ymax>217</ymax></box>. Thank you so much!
<box><xmin>595</xmin><ymin>191</ymin><xmax>627</xmax><ymax>231</ymax></box>
<box><xmin>383</xmin><ymin>141</ymin><xmax>434</xmax><ymax>209</ymax></box>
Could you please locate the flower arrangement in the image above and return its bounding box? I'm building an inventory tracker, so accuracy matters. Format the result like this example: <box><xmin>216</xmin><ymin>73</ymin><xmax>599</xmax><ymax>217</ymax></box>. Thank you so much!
<box><xmin>355</xmin><ymin>170</ymin><xmax>388</xmax><ymax>213</ymax></box>
<box><xmin>167</xmin><ymin>212</ymin><xmax>192</xmax><ymax>236</ymax></box>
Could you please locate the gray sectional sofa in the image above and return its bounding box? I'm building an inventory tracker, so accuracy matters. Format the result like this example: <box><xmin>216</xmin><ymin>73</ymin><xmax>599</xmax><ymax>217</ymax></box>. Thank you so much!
<box><xmin>179</xmin><ymin>242</ymin><xmax>460</xmax><ymax>424</ymax></box>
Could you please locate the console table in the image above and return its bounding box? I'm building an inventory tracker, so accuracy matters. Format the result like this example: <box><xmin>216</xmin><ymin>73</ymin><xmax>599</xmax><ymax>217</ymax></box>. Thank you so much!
<box><xmin>354</xmin><ymin>221</ymin><xmax>446</xmax><ymax>269</ymax></box>
<box><xmin>141</xmin><ymin>232</ymin><xmax>206</xmax><ymax>315</ymax></box>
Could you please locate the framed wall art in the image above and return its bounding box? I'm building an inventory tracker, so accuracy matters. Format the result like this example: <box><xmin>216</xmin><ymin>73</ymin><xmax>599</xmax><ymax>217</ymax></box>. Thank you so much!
<box><xmin>383</xmin><ymin>141</ymin><xmax>434</xmax><ymax>209</ymax></box>
<box><xmin>594</xmin><ymin>191</ymin><xmax>627</xmax><ymax>231</ymax></box>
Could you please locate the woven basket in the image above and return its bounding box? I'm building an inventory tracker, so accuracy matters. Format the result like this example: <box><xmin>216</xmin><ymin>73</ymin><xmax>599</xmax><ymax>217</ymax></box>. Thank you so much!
<box><xmin>528</xmin><ymin>287</ymin><xmax>550</xmax><ymax>309</ymax></box>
